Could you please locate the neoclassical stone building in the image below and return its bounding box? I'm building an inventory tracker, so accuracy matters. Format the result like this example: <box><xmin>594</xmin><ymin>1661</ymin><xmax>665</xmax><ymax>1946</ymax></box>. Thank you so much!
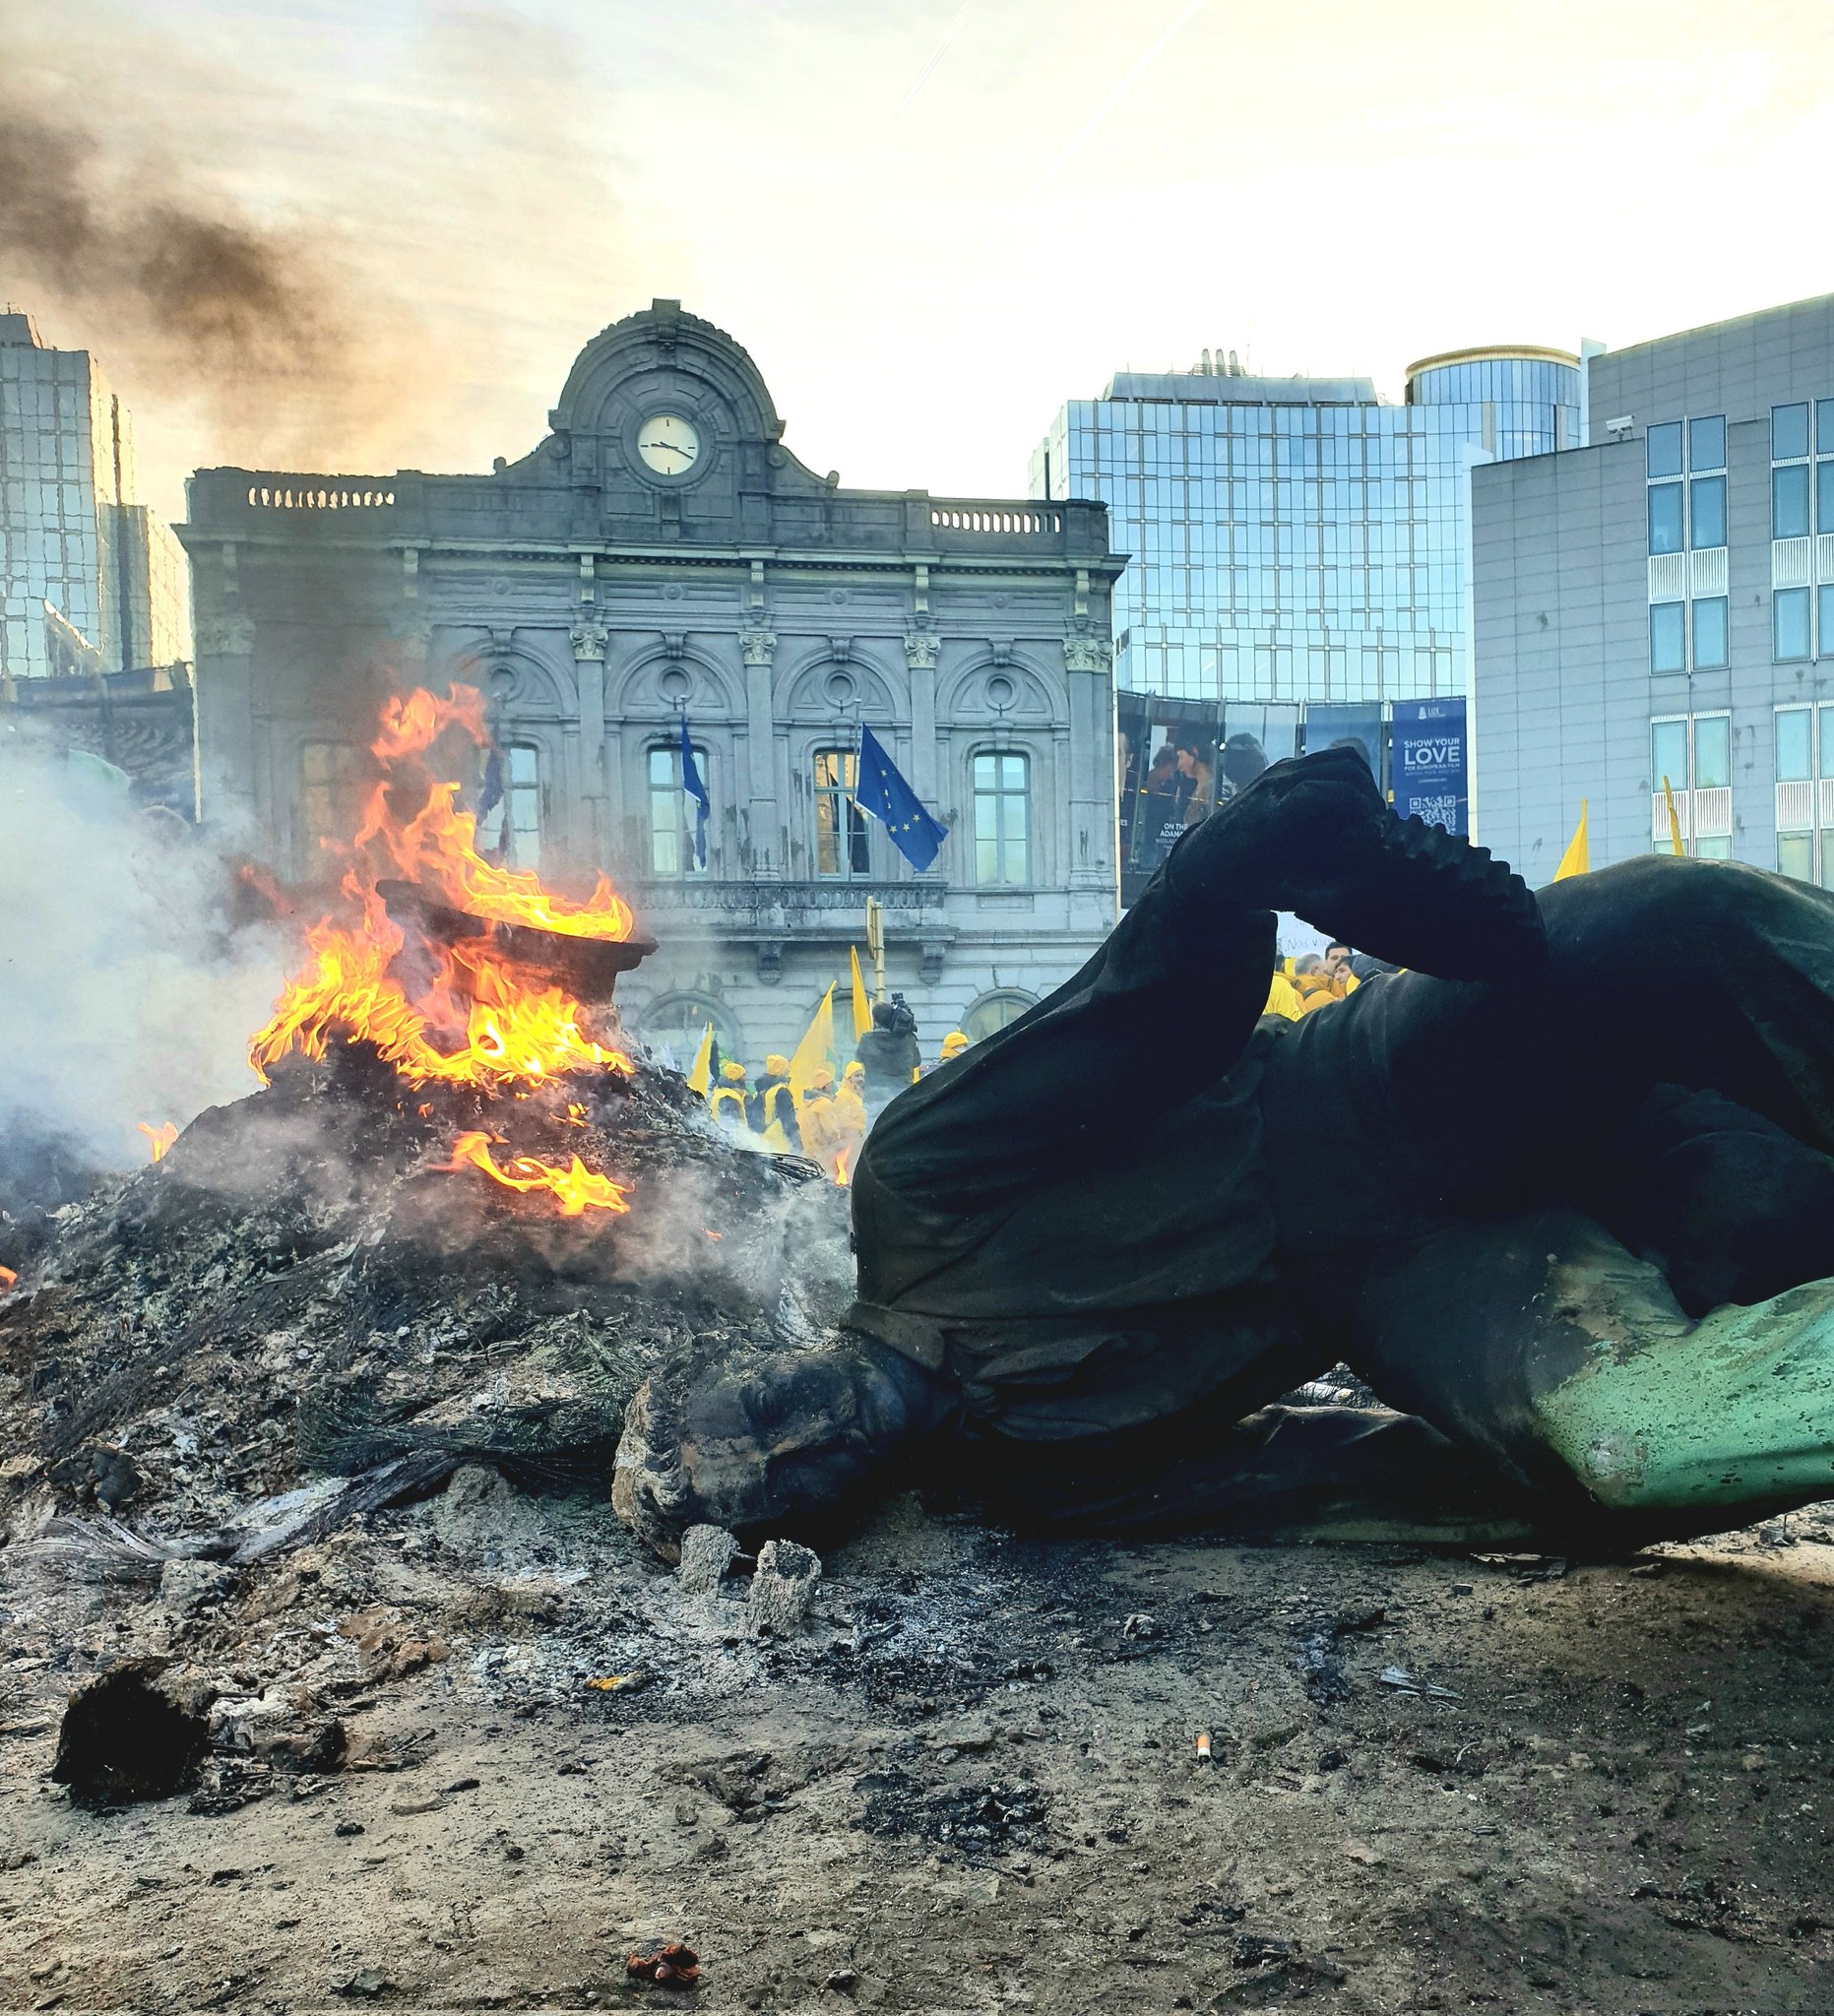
<box><xmin>179</xmin><ymin>302</ymin><xmax>1122</xmax><ymax>1063</ymax></box>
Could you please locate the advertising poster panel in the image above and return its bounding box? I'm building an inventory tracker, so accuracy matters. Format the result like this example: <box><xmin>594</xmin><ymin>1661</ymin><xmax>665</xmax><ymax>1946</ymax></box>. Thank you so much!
<box><xmin>1301</xmin><ymin>702</ymin><xmax>1384</xmax><ymax>781</ymax></box>
<box><xmin>1391</xmin><ymin>696</ymin><xmax>1469</xmax><ymax>835</ymax></box>
<box><xmin>1218</xmin><ymin>704</ymin><xmax>1299</xmax><ymax>802</ymax></box>
<box><xmin>1116</xmin><ymin>695</ymin><xmax>1225</xmax><ymax>908</ymax></box>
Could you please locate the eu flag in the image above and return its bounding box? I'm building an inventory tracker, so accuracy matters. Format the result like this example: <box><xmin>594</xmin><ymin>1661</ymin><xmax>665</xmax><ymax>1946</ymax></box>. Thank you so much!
<box><xmin>679</xmin><ymin>717</ymin><xmax>710</xmax><ymax>868</ymax></box>
<box><xmin>855</xmin><ymin>724</ymin><xmax>947</xmax><ymax>873</ymax></box>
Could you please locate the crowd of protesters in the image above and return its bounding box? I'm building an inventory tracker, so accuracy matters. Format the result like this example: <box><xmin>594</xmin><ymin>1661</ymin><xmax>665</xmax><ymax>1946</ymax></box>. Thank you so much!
<box><xmin>702</xmin><ymin>940</ymin><xmax>1389</xmax><ymax>1173</ymax></box>
<box><xmin>699</xmin><ymin>1012</ymin><xmax>974</xmax><ymax>1183</ymax></box>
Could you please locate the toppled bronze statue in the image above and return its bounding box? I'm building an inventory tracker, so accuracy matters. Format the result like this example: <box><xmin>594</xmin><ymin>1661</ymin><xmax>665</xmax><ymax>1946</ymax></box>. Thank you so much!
<box><xmin>615</xmin><ymin>748</ymin><xmax>1834</xmax><ymax>1554</ymax></box>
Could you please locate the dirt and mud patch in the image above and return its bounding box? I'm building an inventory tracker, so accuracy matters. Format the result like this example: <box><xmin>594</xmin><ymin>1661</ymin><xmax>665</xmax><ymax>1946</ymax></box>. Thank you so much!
<box><xmin>3</xmin><ymin>1486</ymin><xmax>1833</xmax><ymax>2014</ymax></box>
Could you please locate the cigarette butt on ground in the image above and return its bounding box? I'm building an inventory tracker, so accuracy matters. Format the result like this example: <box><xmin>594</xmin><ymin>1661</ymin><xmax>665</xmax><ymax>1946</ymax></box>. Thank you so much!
<box><xmin>1195</xmin><ymin>1732</ymin><xmax>1213</xmax><ymax>1761</ymax></box>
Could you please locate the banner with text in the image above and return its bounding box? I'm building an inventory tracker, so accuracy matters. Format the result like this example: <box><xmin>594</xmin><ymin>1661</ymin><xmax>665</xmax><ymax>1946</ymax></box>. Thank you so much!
<box><xmin>1390</xmin><ymin>697</ymin><xmax>1469</xmax><ymax>835</ymax></box>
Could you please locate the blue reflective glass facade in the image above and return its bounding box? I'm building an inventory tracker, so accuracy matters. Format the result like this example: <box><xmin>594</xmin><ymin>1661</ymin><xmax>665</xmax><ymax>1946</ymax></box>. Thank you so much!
<box><xmin>1407</xmin><ymin>354</ymin><xmax>1581</xmax><ymax>461</ymax></box>
<box><xmin>1031</xmin><ymin>349</ymin><xmax>1579</xmax><ymax>706</ymax></box>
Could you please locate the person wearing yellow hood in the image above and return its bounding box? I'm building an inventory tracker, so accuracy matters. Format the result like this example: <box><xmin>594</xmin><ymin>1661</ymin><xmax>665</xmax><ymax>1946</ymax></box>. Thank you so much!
<box><xmin>921</xmin><ymin>1030</ymin><xmax>971</xmax><ymax>1076</ymax></box>
<box><xmin>1263</xmin><ymin>967</ymin><xmax>1301</xmax><ymax>1021</ymax></box>
<box><xmin>708</xmin><ymin>1058</ymin><xmax>751</xmax><ymax>1130</ymax></box>
<box><xmin>797</xmin><ymin>1067</ymin><xmax>839</xmax><ymax>1165</ymax></box>
<box><xmin>750</xmin><ymin>1054</ymin><xmax>795</xmax><ymax>1136</ymax></box>
<box><xmin>831</xmin><ymin>1062</ymin><xmax>868</xmax><ymax>1176</ymax></box>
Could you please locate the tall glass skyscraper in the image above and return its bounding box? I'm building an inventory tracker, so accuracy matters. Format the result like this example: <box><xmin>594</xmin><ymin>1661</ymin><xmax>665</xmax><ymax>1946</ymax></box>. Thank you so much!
<box><xmin>0</xmin><ymin>308</ymin><xmax>192</xmax><ymax>680</ymax></box>
<box><xmin>1029</xmin><ymin>345</ymin><xmax>1579</xmax><ymax>708</ymax></box>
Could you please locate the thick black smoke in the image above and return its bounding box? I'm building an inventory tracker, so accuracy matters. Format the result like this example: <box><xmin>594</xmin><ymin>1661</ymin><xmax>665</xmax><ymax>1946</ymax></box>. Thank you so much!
<box><xmin>0</xmin><ymin>67</ymin><xmax>419</xmax><ymax>467</ymax></box>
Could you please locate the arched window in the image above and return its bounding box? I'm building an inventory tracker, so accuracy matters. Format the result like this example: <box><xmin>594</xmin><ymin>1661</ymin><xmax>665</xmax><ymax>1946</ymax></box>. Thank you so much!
<box><xmin>813</xmin><ymin>746</ymin><xmax>870</xmax><ymax>878</ymax></box>
<box><xmin>648</xmin><ymin>741</ymin><xmax>710</xmax><ymax>875</ymax></box>
<box><xmin>963</xmin><ymin>988</ymin><xmax>1037</xmax><ymax>1043</ymax></box>
<box><xmin>972</xmin><ymin>750</ymin><xmax>1030</xmax><ymax>885</ymax></box>
<box><xmin>637</xmin><ymin>993</ymin><xmax>740</xmax><ymax>1075</ymax></box>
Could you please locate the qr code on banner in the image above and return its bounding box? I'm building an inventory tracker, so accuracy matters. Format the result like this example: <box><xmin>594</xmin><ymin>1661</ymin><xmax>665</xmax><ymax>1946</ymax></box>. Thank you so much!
<box><xmin>1411</xmin><ymin>795</ymin><xmax>1460</xmax><ymax>829</ymax></box>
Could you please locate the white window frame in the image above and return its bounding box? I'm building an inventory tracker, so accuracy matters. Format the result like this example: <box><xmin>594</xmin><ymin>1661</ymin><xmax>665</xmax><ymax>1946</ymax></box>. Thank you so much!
<box><xmin>811</xmin><ymin>745</ymin><xmax>872</xmax><ymax>881</ymax></box>
<box><xmin>647</xmin><ymin>740</ymin><xmax>711</xmax><ymax>878</ymax></box>
<box><xmin>970</xmin><ymin>748</ymin><xmax>1032</xmax><ymax>887</ymax></box>
<box><xmin>1650</xmin><ymin>710</ymin><xmax>1732</xmax><ymax>855</ymax></box>
<box><xmin>1773</xmin><ymin>701</ymin><xmax>1834</xmax><ymax>887</ymax></box>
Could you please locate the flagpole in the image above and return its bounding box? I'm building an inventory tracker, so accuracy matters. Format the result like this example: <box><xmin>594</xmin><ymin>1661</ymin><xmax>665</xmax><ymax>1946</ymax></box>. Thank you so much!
<box><xmin>865</xmin><ymin>897</ymin><xmax>885</xmax><ymax>1003</ymax></box>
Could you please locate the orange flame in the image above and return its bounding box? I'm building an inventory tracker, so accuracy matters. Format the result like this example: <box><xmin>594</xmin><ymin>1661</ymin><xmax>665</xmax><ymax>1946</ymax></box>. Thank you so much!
<box><xmin>137</xmin><ymin>1121</ymin><xmax>178</xmax><ymax>1163</ymax></box>
<box><xmin>834</xmin><ymin>1146</ymin><xmax>852</xmax><ymax>1188</ymax></box>
<box><xmin>356</xmin><ymin>775</ymin><xmax>635</xmax><ymax>941</ymax></box>
<box><xmin>249</xmin><ymin>687</ymin><xmax>635</xmax><ymax>1091</ymax></box>
<box><xmin>250</xmin><ymin>907</ymin><xmax>630</xmax><ymax>1090</ymax></box>
<box><xmin>0</xmin><ymin>1265</ymin><xmax>16</xmax><ymax>1290</ymax></box>
<box><xmin>370</xmin><ymin>683</ymin><xmax>487</xmax><ymax>763</ymax></box>
<box><xmin>434</xmin><ymin>1132</ymin><xmax>632</xmax><ymax>1217</ymax></box>
<box><xmin>248</xmin><ymin>685</ymin><xmax>639</xmax><ymax>1219</ymax></box>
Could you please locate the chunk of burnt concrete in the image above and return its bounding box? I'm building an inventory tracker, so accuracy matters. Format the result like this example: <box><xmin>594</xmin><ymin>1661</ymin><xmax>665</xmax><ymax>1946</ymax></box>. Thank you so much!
<box><xmin>677</xmin><ymin>1524</ymin><xmax>738</xmax><ymax>1595</ymax></box>
<box><xmin>746</xmin><ymin>1539</ymin><xmax>821</xmax><ymax>1638</ymax></box>
<box><xmin>51</xmin><ymin>1660</ymin><xmax>215</xmax><ymax>1803</ymax></box>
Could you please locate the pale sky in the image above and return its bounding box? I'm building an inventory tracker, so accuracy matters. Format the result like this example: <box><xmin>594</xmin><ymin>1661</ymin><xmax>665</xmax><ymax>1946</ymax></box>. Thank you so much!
<box><xmin>10</xmin><ymin>0</ymin><xmax>1834</xmax><ymax>523</ymax></box>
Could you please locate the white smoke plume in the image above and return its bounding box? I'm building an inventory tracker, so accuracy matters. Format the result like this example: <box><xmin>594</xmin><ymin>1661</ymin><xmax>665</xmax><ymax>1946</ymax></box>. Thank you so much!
<box><xmin>0</xmin><ymin>739</ymin><xmax>285</xmax><ymax>1182</ymax></box>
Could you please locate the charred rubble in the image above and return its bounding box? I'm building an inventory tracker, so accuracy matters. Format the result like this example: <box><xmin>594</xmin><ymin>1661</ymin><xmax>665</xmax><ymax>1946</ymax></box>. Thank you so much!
<box><xmin>0</xmin><ymin>1041</ymin><xmax>847</xmax><ymax>1562</ymax></box>
<box><xmin>0</xmin><ymin>682</ymin><xmax>882</xmax><ymax>1800</ymax></box>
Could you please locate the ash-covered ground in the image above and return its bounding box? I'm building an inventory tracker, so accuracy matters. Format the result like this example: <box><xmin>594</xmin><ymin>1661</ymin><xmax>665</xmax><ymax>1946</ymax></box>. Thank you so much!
<box><xmin>2</xmin><ymin>1063</ymin><xmax>1833</xmax><ymax>2014</ymax></box>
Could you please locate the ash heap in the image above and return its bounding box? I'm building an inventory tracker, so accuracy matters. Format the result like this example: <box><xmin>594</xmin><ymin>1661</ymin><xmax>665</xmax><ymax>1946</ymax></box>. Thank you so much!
<box><xmin>0</xmin><ymin>683</ymin><xmax>848</xmax><ymax>1587</ymax></box>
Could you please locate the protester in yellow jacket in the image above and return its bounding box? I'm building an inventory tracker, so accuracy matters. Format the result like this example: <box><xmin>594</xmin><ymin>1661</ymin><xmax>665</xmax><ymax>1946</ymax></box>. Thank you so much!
<box><xmin>708</xmin><ymin>1059</ymin><xmax>751</xmax><ymax>1130</ymax></box>
<box><xmin>831</xmin><ymin>1063</ymin><xmax>868</xmax><ymax>1178</ymax></box>
<box><xmin>1264</xmin><ymin>970</ymin><xmax>1302</xmax><ymax>1021</ymax></box>
<box><xmin>749</xmin><ymin>1054</ymin><xmax>795</xmax><ymax>1137</ymax></box>
<box><xmin>797</xmin><ymin>1068</ymin><xmax>839</xmax><ymax>1164</ymax></box>
<box><xmin>920</xmin><ymin>1030</ymin><xmax>972</xmax><ymax>1076</ymax></box>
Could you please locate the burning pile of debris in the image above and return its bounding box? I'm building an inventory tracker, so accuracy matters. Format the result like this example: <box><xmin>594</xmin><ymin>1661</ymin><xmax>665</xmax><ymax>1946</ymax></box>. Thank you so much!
<box><xmin>0</xmin><ymin>684</ymin><xmax>849</xmax><ymax>1588</ymax></box>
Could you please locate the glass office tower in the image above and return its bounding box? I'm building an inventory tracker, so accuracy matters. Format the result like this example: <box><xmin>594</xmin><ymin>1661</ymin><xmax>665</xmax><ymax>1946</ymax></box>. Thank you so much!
<box><xmin>1030</xmin><ymin>346</ymin><xmax>1579</xmax><ymax>708</ymax></box>
<box><xmin>0</xmin><ymin>308</ymin><xmax>192</xmax><ymax>679</ymax></box>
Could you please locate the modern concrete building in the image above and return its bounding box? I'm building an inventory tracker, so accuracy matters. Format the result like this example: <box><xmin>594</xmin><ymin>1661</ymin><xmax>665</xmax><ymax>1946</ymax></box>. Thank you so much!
<box><xmin>1471</xmin><ymin>294</ymin><xmax>1834</xmax><ymax>885</ymax></box>
<box><xmin>0</xmin><ymin>310</ymin><xmax>191</xmax><ymax>682</ymax></box>
<box><xmin>1029</xmin><ymin>345</ymin><xmax>1579</xmax><ymax>713</ymax></box>
<box><xmin>178</xmin><ymin>301</ymin><xmax>1123</xmax><ymax>1064</ymax></box>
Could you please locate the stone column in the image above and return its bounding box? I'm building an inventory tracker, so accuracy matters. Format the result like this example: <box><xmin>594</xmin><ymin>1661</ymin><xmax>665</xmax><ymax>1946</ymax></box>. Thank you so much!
<box><xmin>193</xmin><ymin>609</ymin><xmax>258</xmax><ymax>834</ymax></box>
<box><xmin>904</xmin><ymin>627</ymin><xmax>940</xmax><ymax>802</ymax></box>
<box><xmin>738</xmin><ymin>623</ymin><xmax>779</xmax><ymax>877</ymax></box>
<box><xmin>1062</xmin><ymin>627</ymin><xmax>1116</xmax><ymax>897</ymax></box>
<box><xmin>570</xmin><ymin>617</ymin><xmax>610</xmax><ymax>865</ymax></box>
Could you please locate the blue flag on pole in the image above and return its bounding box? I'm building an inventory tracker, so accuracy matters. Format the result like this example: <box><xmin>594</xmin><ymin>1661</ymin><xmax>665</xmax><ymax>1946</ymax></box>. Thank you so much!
<box><xmin>679</xmin><ymin>717</ymin><xmax>710</xmax><ymax>868</ymax></box>
<box><xmin>855</xmin><ymin>724</ymin><xmax>947</xmax><ymax>872</ymax></box>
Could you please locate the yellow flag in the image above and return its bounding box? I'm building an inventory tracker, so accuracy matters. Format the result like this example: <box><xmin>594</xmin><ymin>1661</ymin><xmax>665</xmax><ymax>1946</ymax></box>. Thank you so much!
<box><xmin>685</xmin><ymin>1022</ymin><xmax>715</xmax><ymax>1096</ymax></box>
<box><xmin>789</xmin><ymin>983</ymin><xmax>838</xmax><ymax>1105</ymax></box>
<box><xmin>1552</xmin><ymin>801</ymin><xmax>1590</xmax><ymax>881</ymax></box>
<box><xmin>1661</xmin><ymin>776</ymin><xmax>1686</xmax><ymax>857</ymax></box>
<box><xmin>850</xmin><ymin>946</ymin><xmax>873</xmax><ymax>1040</ymax></box>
